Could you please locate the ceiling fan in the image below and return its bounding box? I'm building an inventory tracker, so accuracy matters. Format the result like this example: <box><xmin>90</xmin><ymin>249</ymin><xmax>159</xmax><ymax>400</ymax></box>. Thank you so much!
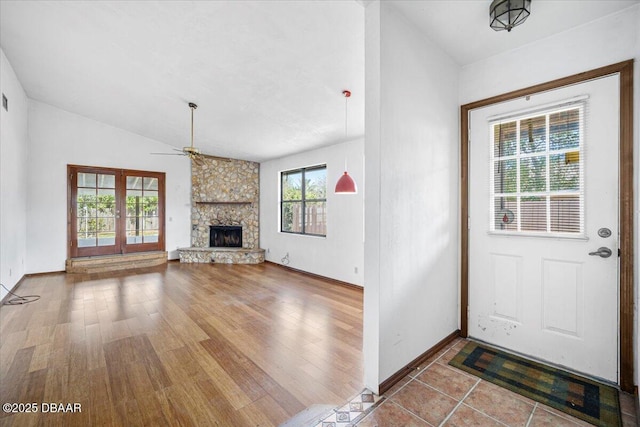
<box><xmin>152</xmin><ymin>102</ymin><xmax>230</xmax><ymax>162</ymax></box>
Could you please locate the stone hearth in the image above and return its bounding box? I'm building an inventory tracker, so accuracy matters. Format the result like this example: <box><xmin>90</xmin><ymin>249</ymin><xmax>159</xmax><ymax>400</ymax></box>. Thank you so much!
<box><xmin>178</xmin><ymin>247</ymin><xmax>265</xmax><ymax>264</ymax></box>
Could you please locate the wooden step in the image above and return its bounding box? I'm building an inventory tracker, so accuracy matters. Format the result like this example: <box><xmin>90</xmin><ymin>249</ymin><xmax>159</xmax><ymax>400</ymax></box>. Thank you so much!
<box><xmin>66</xmin><ymin>251</ymin><xmax>167</xmax><ymax>274</ymax></box>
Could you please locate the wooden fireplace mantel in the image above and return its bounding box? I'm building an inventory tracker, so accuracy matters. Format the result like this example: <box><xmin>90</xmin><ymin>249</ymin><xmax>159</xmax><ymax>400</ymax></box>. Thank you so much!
<box><xmin>194</xmin><ymin>201</ymin><xmax>254</xmax><ymax>205</ymax></box>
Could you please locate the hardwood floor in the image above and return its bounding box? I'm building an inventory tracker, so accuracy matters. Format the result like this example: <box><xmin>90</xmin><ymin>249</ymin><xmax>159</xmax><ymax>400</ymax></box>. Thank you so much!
<box><xmin>0</xmin><ymin>262</ymin><xmax>364</xmax><ymax>426</ymax></box>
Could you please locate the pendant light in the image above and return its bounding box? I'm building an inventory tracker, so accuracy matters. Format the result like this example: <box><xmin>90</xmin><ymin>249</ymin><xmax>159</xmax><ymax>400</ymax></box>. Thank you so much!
<box><xmin>335</xmin><ymin>90</ymin><xmax>357</xmax><ymax>194</ymax></box>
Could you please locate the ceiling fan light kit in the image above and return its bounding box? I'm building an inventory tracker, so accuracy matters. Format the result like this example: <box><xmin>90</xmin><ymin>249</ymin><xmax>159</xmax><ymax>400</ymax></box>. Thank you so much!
<box><xmin>490</xmin><ymin>0</ymin><xmax>531</xmax><ymax>32</ymax></box>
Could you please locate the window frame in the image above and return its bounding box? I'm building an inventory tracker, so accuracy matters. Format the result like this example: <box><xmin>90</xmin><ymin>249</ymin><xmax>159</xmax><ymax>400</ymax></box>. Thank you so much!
<box><xmin>280</xmin><ymin>164</ymin><xmax>327</xmax><ymax>237</ymax></box>
<box><xmin>488</xmin><ymin>103</ymin><xmax>585</xmax><ymax>238</ymax></box>
<box><xmin>68</xmin><ymin>165</ymin><xmax>166</xmax><ymax>258</ymax></box>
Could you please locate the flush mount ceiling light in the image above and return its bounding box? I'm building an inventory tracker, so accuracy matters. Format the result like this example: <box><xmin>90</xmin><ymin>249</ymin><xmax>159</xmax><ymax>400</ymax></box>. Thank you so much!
<box><xmin>335</xmin><ymin>90</ymin><xmax>357</xmax><ymax>194</ymax></box>
<box><xmin>490</xmin><ymin>0</ymin><xmax>531</xmax><ymax>32</ymax></box>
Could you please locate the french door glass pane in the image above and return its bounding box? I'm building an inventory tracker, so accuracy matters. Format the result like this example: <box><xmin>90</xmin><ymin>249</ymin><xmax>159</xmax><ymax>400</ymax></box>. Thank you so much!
<box><xmin>77</xmin><ymin>233</ymin><xmax>97</xmax><ymax>247</ymax></box>
<box><xmin>144</xmin><ymin>177</ymin><xmax>158</xmax><ymax>190</ymax></box>
<box><xmin>126</xmin><ymin>232</ymin><xmax>143</xmax><ymax>244</ymax></box>
<box><xmin>143</xmin><ymin>191</ymin><xmax>158</xmax><ymax>216</ymax></box>
<box><xmin>143</xmin><ymin>230</ymin><xmax>159</xmax><ymax>243</ymax></box>
<box><xmin>98</xmin><ymin>174</ymin><xmax>115</xmax><ymax>188</ymax></box>
<box><xmin>127</xmin><ymin>176</ymin><xmax>143</xmax><ymax>190</ymax></box>
<box><xmin>78</xmin><ymin>173</ymin><xmax>96</xmax><ymax>187</ymax></box>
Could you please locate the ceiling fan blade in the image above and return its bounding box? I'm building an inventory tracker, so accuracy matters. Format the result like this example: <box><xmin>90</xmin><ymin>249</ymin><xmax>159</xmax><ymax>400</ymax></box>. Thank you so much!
<box><xmin>199</xmin><ymin>153</ymin><xmax>232</xmax><ymax>162</ymax></box>
<box><xmin>191</xmin><ymin>155</ymin><xmax>204</xmax><ymax>166</ymax></box>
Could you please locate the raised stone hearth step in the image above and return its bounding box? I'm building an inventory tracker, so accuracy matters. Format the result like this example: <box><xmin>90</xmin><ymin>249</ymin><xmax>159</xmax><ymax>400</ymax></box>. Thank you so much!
<box><xmin>178</xmin><ymin>247</ymin><xmax>265</xmax><ymax>264</ymax></box>
<box><xmin>66</xmin><ymin>251</ymin><xmax>167</xmax><ymax>274</ymax></box>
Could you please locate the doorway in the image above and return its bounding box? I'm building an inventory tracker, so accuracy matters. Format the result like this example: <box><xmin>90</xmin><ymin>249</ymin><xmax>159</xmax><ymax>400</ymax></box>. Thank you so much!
<box><xmin>468</xmin><ymin>76</ymin><xmax>618</xmax><ymax>382</ymax></box>
<box><xmin>68</xmin><ymin>164</ymin><xmax>166</xmax><ymax>258</ymax></box>
<box><xmin>459</xmin><ymin>60</ymin><xmax>634</xmax><ymax>391</ymax></box>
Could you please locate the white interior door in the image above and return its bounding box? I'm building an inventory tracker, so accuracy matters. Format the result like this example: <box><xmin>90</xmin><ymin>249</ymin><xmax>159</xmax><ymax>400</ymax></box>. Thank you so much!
<box><xmin>468</xmin><ymin>75</ymin><xmax>619</xmax><ymax>383</ymax></box>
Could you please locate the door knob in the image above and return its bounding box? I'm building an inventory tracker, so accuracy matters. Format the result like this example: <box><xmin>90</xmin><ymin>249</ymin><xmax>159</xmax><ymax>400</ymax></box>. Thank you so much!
<box><xmin>589</xmin><ymin>247</ymin><xmax>612</xmax><ymax>258</ymax></box>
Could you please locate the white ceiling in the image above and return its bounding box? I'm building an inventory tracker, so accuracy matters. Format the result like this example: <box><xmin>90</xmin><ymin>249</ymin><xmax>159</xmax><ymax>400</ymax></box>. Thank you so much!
<box><xmin>1</xmin><ymin>1</ymin><xmax>637</xmax><ymax>162</ymax></box>
<box><xmin>392</xmin><ymin>0</ymin><xmax>640</xmax><ymax>66</ymax></box>
<box><xmin>0</xmin><ymin>1</ymin><xmax>365</xmax><ymax>162</ymax></box>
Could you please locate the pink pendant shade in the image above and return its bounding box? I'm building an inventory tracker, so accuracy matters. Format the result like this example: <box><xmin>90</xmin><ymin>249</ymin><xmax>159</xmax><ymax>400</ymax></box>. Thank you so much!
<box><xmin>335</xmin><ymin>171</ymin><xmax>357</xmax><ymax>194</ymax></box>
<box><xmin>334</xmin><ymin>89</ymin><xmax>357</xmax><ymax>194</ymax></box>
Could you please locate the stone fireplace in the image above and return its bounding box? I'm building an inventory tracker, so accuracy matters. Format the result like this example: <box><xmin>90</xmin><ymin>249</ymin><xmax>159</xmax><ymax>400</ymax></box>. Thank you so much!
<box><xmin>178</xmin><ymin>157</ymin><xmax>265</xmax><ymax>264</ymax></box>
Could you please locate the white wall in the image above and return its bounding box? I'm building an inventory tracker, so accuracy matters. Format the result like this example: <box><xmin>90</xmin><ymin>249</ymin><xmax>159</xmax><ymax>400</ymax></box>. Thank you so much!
<box><xmin>27</xmin><ymin>100</ymin><xmax>192</xmax><ymax>273</ymax></box>
<box><xmin>460</xmin><ymin>4</ymin><xmax>640</xmax><ymax>393</ymax></box>
<box><xmin>260</xmin><ymin>138</ymin><xmax>364</xmax><ymax>285</ymax></box>
<box><xmin>364</xmin><ymin>1</ymin><xmax>460</xmax><ymax>391</ymax></box>
<box><xmin>460</xmin><ymin>6</ymin><xmax>639</xmax><ymax>104</ymax></box>
<box><xmin>0</xmin><ymin>49</ymin><xmax>29</xmax><ymax>300</ymax></box>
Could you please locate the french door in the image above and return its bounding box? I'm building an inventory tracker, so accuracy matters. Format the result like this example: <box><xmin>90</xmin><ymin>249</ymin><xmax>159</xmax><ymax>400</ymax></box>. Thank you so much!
<box><xmin>68</xmin><ymin>165</ymin><xmax>165</xmax><ymax>258</ymax></box>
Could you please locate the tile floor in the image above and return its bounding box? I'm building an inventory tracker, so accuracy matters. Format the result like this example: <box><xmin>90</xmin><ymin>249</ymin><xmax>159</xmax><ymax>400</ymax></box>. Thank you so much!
<box><xmin>316</xmin><ymin>338</ymin><xmax>638</xmax><ymax>427</ymax></box>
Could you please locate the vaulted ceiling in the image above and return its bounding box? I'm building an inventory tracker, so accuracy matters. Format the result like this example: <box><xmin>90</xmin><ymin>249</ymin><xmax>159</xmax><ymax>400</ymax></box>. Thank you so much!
<box><xmin>1</xmin><ymin>1</ymin><xmax>637</xmax><ymax>162</ymax></box>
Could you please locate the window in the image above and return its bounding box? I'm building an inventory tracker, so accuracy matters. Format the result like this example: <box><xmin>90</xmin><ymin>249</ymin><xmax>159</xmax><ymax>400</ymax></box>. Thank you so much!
<box><xmin>281</xmin><ymin>165</ymin><xmax>326</xmax><ymax>236</ymax></box>
<box><xmin>69</xmin><ymin>165</ymin><xmax>165</xmax><ymax>257</ymax></box>
<box><xmin>490</xmin><ymin>105</ymin><xmax>584</xmax><ymax>236</ymax></box>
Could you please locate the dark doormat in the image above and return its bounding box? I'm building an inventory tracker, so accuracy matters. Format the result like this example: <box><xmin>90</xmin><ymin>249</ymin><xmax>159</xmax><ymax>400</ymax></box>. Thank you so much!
<box><xmin>449</xmin><ymin>341</ymin><xmax>621</xmax><ymax>427</ymax></box>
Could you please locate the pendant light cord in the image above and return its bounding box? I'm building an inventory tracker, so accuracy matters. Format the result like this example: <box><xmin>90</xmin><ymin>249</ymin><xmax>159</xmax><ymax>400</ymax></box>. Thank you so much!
<box><xmin>343</xmin><ymin>90</ymin><xmax>351</xmax><ymax>171</ymax></box>
<box><xmin>344</xmin><ymin>92</ymin><xmax>348</xmax><ymax>138</ymax></box>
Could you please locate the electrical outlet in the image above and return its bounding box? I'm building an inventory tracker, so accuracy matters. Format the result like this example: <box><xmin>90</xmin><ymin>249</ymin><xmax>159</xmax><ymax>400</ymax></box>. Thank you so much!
<box><xmin>354</xmin><ymin>267</ymin><xmax>358</xmax><ymax>274</ymax></box>
<box><xmin>9</xmin><ymin>268</ymin><xmax>12</xmax><ymax>277</ymax></box>
<box><xmin>267</xmin><ymin>248</ymin><xmax>270</xmax><ymax>253</ymax></box>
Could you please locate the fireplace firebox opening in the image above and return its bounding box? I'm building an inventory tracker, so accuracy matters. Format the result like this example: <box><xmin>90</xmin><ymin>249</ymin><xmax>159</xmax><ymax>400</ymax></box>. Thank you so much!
<box><xmin>210</xmin><ymin>226</ymin><xmax>242</xmax><ymax>248</ymax></box>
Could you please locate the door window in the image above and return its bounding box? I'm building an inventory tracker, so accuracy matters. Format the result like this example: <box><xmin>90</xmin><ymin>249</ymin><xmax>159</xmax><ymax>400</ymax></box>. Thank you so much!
<box><xmin>490</xmin><ymin>105</ymin><xmax>584</xmax><ymax>236</ymax></box>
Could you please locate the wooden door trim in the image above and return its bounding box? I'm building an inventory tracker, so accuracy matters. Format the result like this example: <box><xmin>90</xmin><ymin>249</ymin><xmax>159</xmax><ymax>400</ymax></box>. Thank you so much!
<box><xmin>67</xmin><ymin>164</ymin><xmax>166</xmax><ymax>258</ymax></box>
<box><xmin>68</xmin><ymin>165</ymin><xmax>122</xmax><ymax>258</ymax></box>
<box><xmin>460</xmin><ymin>60</ymin><xmax>634</xmax><ymax>392</ymax></box>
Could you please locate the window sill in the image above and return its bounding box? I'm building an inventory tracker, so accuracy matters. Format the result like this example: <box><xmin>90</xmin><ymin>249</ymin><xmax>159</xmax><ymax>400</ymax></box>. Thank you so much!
<box><xmin>487</xmin><ymin>231</ymin><xmax>588</xmax><ymax>240</ymax></box>
<box><xmin>279</xmin><ymin>231</ymin><xmax>327</xmax><ymax>239</ymax></box>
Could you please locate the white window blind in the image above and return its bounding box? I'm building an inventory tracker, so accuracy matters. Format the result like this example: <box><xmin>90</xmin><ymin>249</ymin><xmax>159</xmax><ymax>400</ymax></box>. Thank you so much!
<box><xmin>489</xmin><ymin>103</ymin><xmax>584</xmax><ymax>236</ymax></box>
